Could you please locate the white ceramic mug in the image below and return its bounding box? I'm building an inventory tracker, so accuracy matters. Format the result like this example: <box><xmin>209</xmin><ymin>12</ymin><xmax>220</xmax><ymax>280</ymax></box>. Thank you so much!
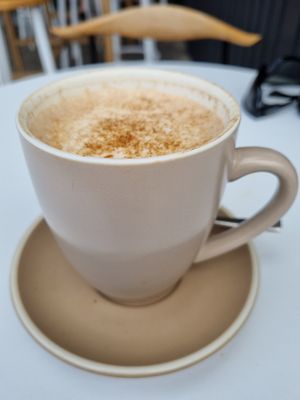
<box><xmin>17</xmin><ymin>68</ymin><xmax>298</xmax><ymax>305</ymax></box>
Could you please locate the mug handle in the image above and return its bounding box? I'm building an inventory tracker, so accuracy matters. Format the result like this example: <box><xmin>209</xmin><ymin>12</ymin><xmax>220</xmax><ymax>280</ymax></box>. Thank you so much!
<box><xmin>194</xmin><ymin>147</ymin><xmax>298</xmax><ymax>263</ymax></box>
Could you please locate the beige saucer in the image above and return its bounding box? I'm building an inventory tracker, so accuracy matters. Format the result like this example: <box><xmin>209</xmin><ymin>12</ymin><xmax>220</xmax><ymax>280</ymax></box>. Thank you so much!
<box><xmin>11</xmin><ymin>216</ymin><xmax>258</xmax><ymax>378</ymax></box>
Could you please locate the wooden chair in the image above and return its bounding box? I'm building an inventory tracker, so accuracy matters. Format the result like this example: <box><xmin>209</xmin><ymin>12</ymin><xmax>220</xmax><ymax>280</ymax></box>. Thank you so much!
<box><xmin>52</xmin><ymin>0</ymin><xmax>148</xmax><ymax>67</ymax></box>
<box><xmin>0</xmin><ymin>0</ymin><xmax>55</xmax><ymax>83</ymax></box>
<box><xmin>52</xmin><ymin>4</ymin><xmax>261</xmax><ymax>64</ymax></box>
<box><xmin>107</xmin><ymin>0</ymin><xmax>169</xmax><ymax>63</ymax></box>
<box><xmin>54</xmin><ymin>0</ymin><xmax>103</xmax><ymax>68</ymax></box>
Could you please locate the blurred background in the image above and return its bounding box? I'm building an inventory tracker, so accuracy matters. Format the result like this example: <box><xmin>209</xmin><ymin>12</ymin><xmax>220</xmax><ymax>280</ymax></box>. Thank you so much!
<box><xmin>0</xmin><ymin>0</ymin><xmax>299</xmax><ymax>82</ymax></box>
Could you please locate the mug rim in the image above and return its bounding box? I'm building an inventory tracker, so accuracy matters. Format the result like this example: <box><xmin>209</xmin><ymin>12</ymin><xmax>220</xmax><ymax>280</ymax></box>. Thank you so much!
<box><xmin>17</xmin><ymin>67</ymin><xmax>241</xmax><ymax>166</ymax></box>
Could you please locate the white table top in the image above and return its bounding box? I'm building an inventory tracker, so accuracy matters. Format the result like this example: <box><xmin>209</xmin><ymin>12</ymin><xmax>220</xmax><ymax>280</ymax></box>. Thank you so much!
<box><xmin>1</xmin><ymin>61</ymin><xmax>299</xmax><ymax>399</ymax></box>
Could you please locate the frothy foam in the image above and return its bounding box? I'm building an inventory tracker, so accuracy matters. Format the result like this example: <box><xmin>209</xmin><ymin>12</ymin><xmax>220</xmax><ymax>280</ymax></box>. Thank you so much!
<box><xmin>29</xmin><ymin>85</ymin><xmax>225</xmax><ymax>159</ymax></box>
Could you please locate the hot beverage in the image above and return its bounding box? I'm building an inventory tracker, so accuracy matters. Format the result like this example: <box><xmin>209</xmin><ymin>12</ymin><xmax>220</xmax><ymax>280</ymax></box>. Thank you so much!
<box><xmin>29</xmin><ymin>86</ymin><xmax>224</xmax><ymax>158</ymax></box>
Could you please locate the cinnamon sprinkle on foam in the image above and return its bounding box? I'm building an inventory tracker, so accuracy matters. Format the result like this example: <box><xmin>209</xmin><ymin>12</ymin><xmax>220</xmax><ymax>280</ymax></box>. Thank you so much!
<box><xmin>30</xmin><ymin>87</ymin><xmax>224</xmax><ymax>159</ymax></box>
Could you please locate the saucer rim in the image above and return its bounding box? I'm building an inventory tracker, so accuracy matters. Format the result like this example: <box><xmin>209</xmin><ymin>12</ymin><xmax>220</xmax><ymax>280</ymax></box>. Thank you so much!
<box><xmin>10</xmin><ymin>214</ymin><xmax>259</xmax><ymax>378</ymax></box>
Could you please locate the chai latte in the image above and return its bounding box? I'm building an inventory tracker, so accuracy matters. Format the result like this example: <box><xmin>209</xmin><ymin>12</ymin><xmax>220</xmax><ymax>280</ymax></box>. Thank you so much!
<box><xmin>29</xmin><ymin>86</ymin><xmax>225</xmax><ymax>159</ymax></box>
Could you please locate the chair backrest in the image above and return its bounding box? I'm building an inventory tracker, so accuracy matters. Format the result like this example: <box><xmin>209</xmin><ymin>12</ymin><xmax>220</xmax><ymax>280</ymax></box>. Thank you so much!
<box><xmin>0</xmin><ymin>0</ymin><xmax>46</xmax><ymax>12</ymax></box>
<box><xmin>52</xmin><ymin>4</ymin><xmax>261</xmax><ymax>47</ymax></box>
<box><xmin>0</xmin><ymin>0</ymin><xmax>55</xmax><ymax>84</ymax></box>
<box><xmin>98</xmin><ymin>0</ymin><xmax>169</xmax><ymax>63</ymax></box>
